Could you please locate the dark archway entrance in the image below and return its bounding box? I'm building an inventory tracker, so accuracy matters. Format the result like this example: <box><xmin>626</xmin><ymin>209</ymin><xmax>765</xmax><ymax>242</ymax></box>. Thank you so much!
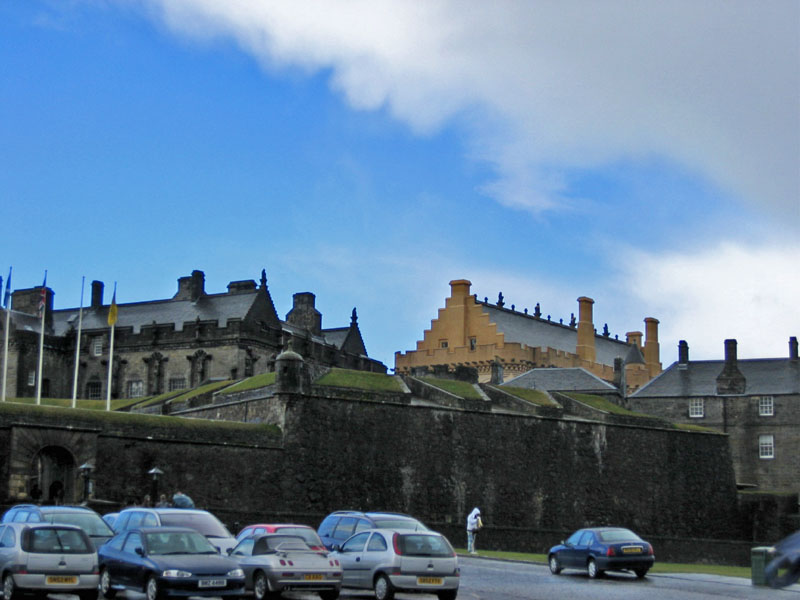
<box><xmin>30</xmin><ymin>446</ymin><xmax>76</xmax><ymax>504</ymax></box>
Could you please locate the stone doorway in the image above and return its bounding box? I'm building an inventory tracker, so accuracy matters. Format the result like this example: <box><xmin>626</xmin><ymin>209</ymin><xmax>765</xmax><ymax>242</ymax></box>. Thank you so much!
<box><xmin>29</xmin><ymin>446</ymin><xmax>76</xmax><ymax>504</ymax></box>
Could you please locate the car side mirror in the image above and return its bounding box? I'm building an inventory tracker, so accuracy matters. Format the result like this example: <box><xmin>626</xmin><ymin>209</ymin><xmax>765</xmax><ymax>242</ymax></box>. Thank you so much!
<box><xmin>331</xmin><ymin>545</ymin><xmax>340</xmax><ymax>552</ymax></box>
<box><xmin>135</xmin><ymin>547</ymin><xmax>144</xmax><ymax>557</ymax></box>
<box><xmin>226</xmin><ymin>548</ymin><xmax>233</xmax><ymax>555</ymax></box>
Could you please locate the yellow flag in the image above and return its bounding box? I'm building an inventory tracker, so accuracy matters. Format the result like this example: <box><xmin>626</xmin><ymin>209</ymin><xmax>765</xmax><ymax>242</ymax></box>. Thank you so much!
<box><xmin>107</xmin><ymin>287</ymin><xmax>118</xmax><ymax>326</ymax></box>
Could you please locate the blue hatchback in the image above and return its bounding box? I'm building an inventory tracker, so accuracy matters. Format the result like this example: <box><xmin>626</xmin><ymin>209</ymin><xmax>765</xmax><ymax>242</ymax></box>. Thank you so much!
<box><xmin>548</xmin><ymin>527</ymin><xmax>655</xmax><ymax>579</ymax></box>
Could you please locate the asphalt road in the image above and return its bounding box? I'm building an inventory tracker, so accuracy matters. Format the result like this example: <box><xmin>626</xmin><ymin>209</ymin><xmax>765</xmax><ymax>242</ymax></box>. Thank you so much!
<box><xmin>54</xmin><ymin>556</ymin><xmax>800</xmax><ymax>600</ymax></box>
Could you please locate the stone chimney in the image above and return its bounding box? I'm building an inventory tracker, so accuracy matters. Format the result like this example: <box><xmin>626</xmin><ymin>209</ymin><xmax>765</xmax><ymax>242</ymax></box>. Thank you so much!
<box><xmin>174</xmin><ymin>270</ymin><xmax>206</xmax><ymax>301</ymax></box>
<box><xmin>448</xmin><ymin>280</ymin><xmax>472</xmax><ymax>348</ymax></box>
<box><xmin>716</xmin><ymin>338</ymin><xmax>746</xmax><ymax>395</ymax></box>
<box><xmin>286</xmin><ymin>292</ymin><xmax>322</xmax><ymax>335</ymax></box>
<box><xmin>678</xmin><ymin>340</ymin><xmax>690</xmax><ymax>365</ymax></box>
<box><xmin>790</xmin><ymin>336</ymin><xmax>798</xmax><ymax>360</ymax></box>
<box><xmin>91</xmin><ymin>281</ymin><xmax>104</xmax><ymax>309</ymax></box>
<box><xmin>626</xmin><ymin>331</ymin><xmax>643</xmax><ymax>348</ymax></box>
<box><xmin>11</xmin><ymin>287</ymin><xmax>54</xmax><ymax>323</ymax></box>
<box><xmin>576</xmin><ymin>297</ymin><xmax>596</xmax><ymax>362</ymax></box>
<box><xmin>643</xmin><ymin>317</ymin><xmax>661</xmax><ymax>377</ymax></box>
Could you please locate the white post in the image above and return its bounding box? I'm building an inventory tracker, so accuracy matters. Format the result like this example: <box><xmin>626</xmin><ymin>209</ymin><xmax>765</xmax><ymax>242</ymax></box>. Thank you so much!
<box><xmin>71</xmin><ymin>276</ymin><xmax>85</xmax><ymax>408</ymax></box>
<box><xmin>36</xmin><ymin>271</ymin><xmax>47</xmax><ymax>405</ymax></box>
<box><xmin>1</xmin><ymin>294</ymin><xmax>10</xmax><ymax>402</ymax></box>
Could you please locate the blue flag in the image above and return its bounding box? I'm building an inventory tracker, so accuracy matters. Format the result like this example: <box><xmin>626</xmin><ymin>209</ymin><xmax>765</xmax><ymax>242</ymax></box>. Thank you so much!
<box><xmin>4</xmin><ymin>267</ymin><xmax>11</xmax><ymax>309</ymax></box>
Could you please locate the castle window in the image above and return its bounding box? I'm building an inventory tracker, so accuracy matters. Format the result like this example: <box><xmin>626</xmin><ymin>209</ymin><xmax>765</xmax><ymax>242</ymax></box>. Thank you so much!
<box><xmin>169</xmin><ymin>378</ymin><xmax>187</xmax><ymax>392</ymax></box>
<box><xmin>28</xmin><ymin>370</ymin><xmax>35</xmax><ymax>387</ymax></box>
<box><xmin>127</xmin><ymin>380</ymin><xmax>144</xmax><ymax>398</ymax></box>
<box><xmin>86</xmin><ymin>381</ymin><xmax>102</xmax><ymax>400</ymax></box>
<box><xmin>688</xmin><ymin>398</ymin><xmax>704</xmax><ymax>418</ymax></box>
<box><xmin>440</xmin><ymin>340</ymin><xmax>448</xmax><ymax>349</ymax></box>
<box><xmin>92</xmin><ymin>337</ymin><xmax>103</xmax><ymax>356</ymax></box>
<box><xmin>469</xmin><ymin>337</ymin><xmax>477</xmax><ymax>351</ymax></box>
<box><xmin>759</xmin><ymin>434</ymin><xmax>774</xmax><ymax>459</ymax></box>
<box><xmin>758</xmin><ymin>396</ymin><xmax>774</xmax><ymax>416</ymax></box>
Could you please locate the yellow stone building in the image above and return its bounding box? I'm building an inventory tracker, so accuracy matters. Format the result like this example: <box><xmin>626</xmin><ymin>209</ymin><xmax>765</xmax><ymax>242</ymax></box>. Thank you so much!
<box><xmin>395</xmin><ymin>279</ymin><xmax>662</xmax><ymax>392</ymax></box>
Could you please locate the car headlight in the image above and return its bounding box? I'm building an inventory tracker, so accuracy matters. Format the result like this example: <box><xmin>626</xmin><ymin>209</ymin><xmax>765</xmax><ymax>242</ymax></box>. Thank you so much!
<box><xmin>227</xmin><ymin>568</ymin><xmax>244</xmax><ymax>578</ymax></box>
<box><xmin>161</xmin><ymin>570</ymin><xmax>192</xmax><ymax>578</ymax></box>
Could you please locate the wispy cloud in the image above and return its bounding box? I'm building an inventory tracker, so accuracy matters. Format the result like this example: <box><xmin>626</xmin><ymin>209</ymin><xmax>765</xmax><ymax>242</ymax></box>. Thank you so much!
<box><xmin>132</xmin><ymin>0</ymin><xmax>798</xmax><ymax>221</ymax></box>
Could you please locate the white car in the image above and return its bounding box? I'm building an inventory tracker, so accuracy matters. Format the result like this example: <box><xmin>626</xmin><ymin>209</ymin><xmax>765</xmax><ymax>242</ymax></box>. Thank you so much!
<box><xmin>330</xmin><ymin>528</ymin><xmax>459</xmax><ymax>600</ymax></box>
<box><xmin>0</xmin><ymin>522</ymin><xmax>99</xmax><ymax>600</ymax></box>
<box><xmin>229</xmin><ymin>533</ymin><xmax>342</xmax><ymax>600</ymax></box>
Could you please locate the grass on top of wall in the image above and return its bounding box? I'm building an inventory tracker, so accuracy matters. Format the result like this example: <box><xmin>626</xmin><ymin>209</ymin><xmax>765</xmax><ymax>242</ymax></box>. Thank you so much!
<box><xmin>673</xmin><ymin>422</ymin><xmax>719</xmax><ymax>433</ymax></box>
<box><xmin>566</xmin><ymin>393</ymin><xmax>651</xmax><ymax>417</ymax></box>
<box><xmin>4</xmin><ymin>397</ymin><xmax>139</xmax><ymax>411</ymax></box>
<box><xmin>223</xmin><ymin>372</ymin><xmax>277</xmax><ymax>394</ymax></box>
<box><xmin>315</xmin><ymin>369</ymin><xmax>403</xmax><ymax>392</ymax></box>
<box><xmin>497</xmin><ymin>386</ymin><xmax>559</xmax><ymax>406</ymax></box>
<box><xmin>418</xmin><ymin>377</ymin><xmax>483</xmax><ymax>400</ymax></box>
<box><xmin>165</xmin><ymin>380</ymin><xmax>236</xmax><ymax>405</ymax></box>
<box><xmin>0</xmin><ymin>400</ymin><xmax>279</xmax><ymax>434</ymax></box>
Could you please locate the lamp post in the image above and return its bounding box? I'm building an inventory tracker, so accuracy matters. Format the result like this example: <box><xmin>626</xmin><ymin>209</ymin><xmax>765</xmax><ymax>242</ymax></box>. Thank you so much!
<box><xmin>78</xmin><ymin>462</ymin><xmax>94</xmax><ymax>503</ymax></box>
<box><xmin>148</xmin><ymin>467</ymin><xmax>163</xmax><ymax>506</ymax></box>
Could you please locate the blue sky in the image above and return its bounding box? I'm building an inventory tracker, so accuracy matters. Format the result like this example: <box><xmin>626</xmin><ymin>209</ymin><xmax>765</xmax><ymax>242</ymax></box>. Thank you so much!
<box><xmin>2</xmin><ymin>0</ymin><xmax>798</xmax><ymax>370</ymax></box>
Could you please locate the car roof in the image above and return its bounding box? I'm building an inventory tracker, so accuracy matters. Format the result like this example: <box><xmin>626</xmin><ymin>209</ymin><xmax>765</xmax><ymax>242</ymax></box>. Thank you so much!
<box><xmin>119</xmin><ymin>507</ymin><xmax>208</xmax><ymax>515</ymax></box>
<box><xmin>243</xmin><ymin>523</ymin><xmax>313</xmax><ymax>530</ymax></box>
<box><xmin>6</xmin><ymin>522</ymin><xmax>84</xmax><ymax>531</ymax></box>
<box><xmin>130</xmin><ymin>526</ymin><xmax>200</xmax><ymax>535</ymax></box>
<box><xmin>39</xmin><ymin>506</ymin><xmax>98</xmax><ymax>514</ymax></box>
<box><xmin>358</xmin><ymin>527</ymin><xmax>443</xmax><ymax>536</ymax></box>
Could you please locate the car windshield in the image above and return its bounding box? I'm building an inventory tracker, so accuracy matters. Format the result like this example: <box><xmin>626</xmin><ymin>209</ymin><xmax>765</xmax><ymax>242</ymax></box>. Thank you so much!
<box><xmin>598</xmin><ymin>529</ymin><xmax>641</xmax><ymax>543</ymax></box>
<box><xmin>396</xmin><ymin>534</ymin><xmax>453</xmax><ymax>557</ymax></box>
<box><xmin>159</xmin><ymin>513</ymin><xmax>231</xmax><ymax>538</ymax></box>
<box><xmin>371</xmin><ymin>517</ymin><xmax>426</xmax><ymax>530</ymax></box>
<box><xmin>24</xmin><ymin>528</ymin><xmax>92</xmax><ymax>554</ymax></box>
<box><xmin>273</xmin><ymin>527</ymin><xmax>321</xmax><ymax>546</ymax></box>
<box><xmin>146</xmin><ymin>531</ymin><xmax>218</xmax><ymax>555</ymax></box>
<box><xmin>42</xmin><ymin>511</ymin><xmax>114</xmax><ymax>537</ymax></box>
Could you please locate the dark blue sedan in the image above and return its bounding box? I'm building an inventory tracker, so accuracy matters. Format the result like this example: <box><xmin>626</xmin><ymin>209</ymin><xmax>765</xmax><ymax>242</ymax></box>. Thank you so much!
<box><xmin>548</xmin><ymin>527</ymin><xmax>655</xmax><ymax>579</ymax></box>
<box><xmin>98</xmin><ymin>526</ymin><xmax>245</xmax><ymax>600</ymax></box>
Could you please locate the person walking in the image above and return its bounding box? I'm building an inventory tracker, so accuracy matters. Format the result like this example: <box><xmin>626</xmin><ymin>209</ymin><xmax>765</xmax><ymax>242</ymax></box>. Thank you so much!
<box><xmin>466</xmin><ymin>507</ymin><xmax>482</xmax><ymax>554</ymax></box>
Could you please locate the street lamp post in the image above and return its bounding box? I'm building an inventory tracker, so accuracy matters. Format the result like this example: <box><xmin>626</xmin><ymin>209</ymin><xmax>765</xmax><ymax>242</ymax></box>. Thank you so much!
<box><xmin>78</xmin><ymin>462</ymin><xmax>94</xmax><ymax>503</ymax></box>
<box><xmin>148</xmin><ymin>467</ymin><xmax>163</xmax><ymax>506</ymax></box>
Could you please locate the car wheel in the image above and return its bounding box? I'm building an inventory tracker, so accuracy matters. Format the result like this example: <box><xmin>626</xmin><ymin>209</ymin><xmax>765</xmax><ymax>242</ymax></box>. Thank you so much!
<box><xmin>635</xmin><ymin>568</ymin><xmax>649</xmax><ymax>579</ymax></box>
<box><xmin>99</xmin><ymin>568</ymin><xmax>117</xmax><ymax>599</ymax></box>
<box><xmin>549</xmin><ymin>554</ymin><xmax>562</xmax><ymax>575</ymax></box>
<box><xmin>587</xmin><ymin>558</ymin><xmax>602</xmax><ymax>579</ymax></box>
<box><xmin>146</xmin><ymin>575</ymin><xmax>162</xmax><ymax>600</ymax></box>
<box><xmin>318</xmin><ymin>590</ymin><xmax>340</xmax><ymax>600</ymax></box>
<box><xmin>436</xmin><ymin>590</ymin><xmax>458</xmax><ymax>600</ymax></box>
<box><xmin>253</xmin><ymin>571</ymin><xmax>268</xmax><ymax>600</ymax></box>
<box><xmin>3</xmin><ymin>573</ymin><xmax>19</xmax><ymax>600</ymax></box>
<box><xmin>373</xmin><ymin>574</ymin><xmax>395</xmax><ymax>600</ymax></box>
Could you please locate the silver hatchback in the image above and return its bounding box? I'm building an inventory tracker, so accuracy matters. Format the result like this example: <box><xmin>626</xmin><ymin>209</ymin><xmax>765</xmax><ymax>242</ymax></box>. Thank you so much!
<box><xmin>330</xmin><ymin>528</ymin><xmax>459</xmax><ymax>600</ymax></box>
<box><xmin>0</xmin><ymin>522</ymin><xmax>99</xmax><ymax>600</ymax></box>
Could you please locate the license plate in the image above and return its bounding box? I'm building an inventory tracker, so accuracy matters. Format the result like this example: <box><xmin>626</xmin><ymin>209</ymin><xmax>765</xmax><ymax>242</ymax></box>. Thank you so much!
<box><xmin>417</xmin><ymin>577</ymin><xmax>443</xmax><ymax>585</ymax></box>
<box><xmin>46</xmin><ymin>576</ymin><xmax>77</xmax><ymax>585</ymax></box>
<box><xmin>622</xmin><ymin>547</ymin><xmax>643</xmax><ymax>554</ymax></box>
<box><xmin>304</xmin><ymin>574</ymin><xmax>324</xmax><ymax>581</ymax></box>
<box><xmin>198</xmin><ymin>579</ymin><xmax>226</xmax><ymax>588</ymax></box>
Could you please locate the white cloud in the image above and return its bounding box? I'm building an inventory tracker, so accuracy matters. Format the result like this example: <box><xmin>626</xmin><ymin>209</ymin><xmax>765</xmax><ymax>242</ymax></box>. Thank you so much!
<box><xmin>616</xmin><ymin>241</ymin><xmax>800</xmax><ymax>361</ymax></box>
<box><xmin>133</xmin><ymin>0</ymin><xmax>799</xmax><ymax>220</ymax></box>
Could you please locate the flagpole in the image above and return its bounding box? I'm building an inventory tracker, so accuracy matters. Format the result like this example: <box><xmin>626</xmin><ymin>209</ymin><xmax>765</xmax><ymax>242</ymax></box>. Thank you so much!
<box><xmin>106</xmin><ymin>282</ymin><xmax>117</xmax><ymax>412</ymax></box>
<box><xmin>71</xmin><ymin>276</ymin><xmax>85</xmax><ymax>408</ymax></box>
<box><xmin>36</xmin><ymin>270</ymin><xmax>47</xmax><ymax>406</ymax></box>
<box><xmin>1</xmin><ymin>267</ymin><xmax>12</xmax><ymax>402</ymax></box>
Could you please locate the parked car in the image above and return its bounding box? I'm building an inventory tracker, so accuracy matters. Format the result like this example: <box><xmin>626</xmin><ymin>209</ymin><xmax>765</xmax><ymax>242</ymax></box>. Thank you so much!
<box><xmin>229</xmin><ymin>533</ymin><xmax>341</xmax><ymax>600</ymax></box>
<box><xmin>330</xmin><ymin>528</ymin><xmax>459</xmax><ymax>600</ymax></box>
<box><xmin>112</xmin><ymin>507</ymin><xmax>237</xmax><ymax>553</ymax></box>
<box><xmin>317</xmin><ymin>511</ymin><xmax>428</xmax><ymax>550</ymax></box>
<box><xmin>235</xmin><ymin>524</ymin><xmax>326</xmax><ymax>552</ymax></box>
<box><xmin>0</xmin><ymin>522</ymin><xmax>100</xmax><ymax>600</ymax></box>
<box><xmin>547</xmin><ymin>527</ymin><xmax>655</xmax><ymax>579</ymax></box>
<box><xmin>98</xmin><ymin>526</ymin><xmax>245</xmax><ymax>600</ymax></box>
<box><xmin>765</xmin><ymin>529</ymin><xmax>800</xmax><ymax>588</ymax></box>
<box><xmin>1</xmin><ymin>504</ymin><xmax>115</xmax><ymax>549</ymax></box>
<box><xmin>103</xmin><ymin>512</ymin><xmax>119</xmax><ymax>529</ymax></box>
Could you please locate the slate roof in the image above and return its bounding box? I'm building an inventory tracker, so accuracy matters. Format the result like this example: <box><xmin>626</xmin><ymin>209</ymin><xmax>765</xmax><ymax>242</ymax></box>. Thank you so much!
<box><xmin>49</xmin><ymin>292</ymin><xmax>260</xmax><ymax>335</ymax></box>
<box><xmin>480</xmin><ymin>304</ymin><xmax>635</xmax><ymax>366</ymax></box>
<box><xmin>631</xmin><ymin>359</ymin><xmax>800</xmax><ymax>397</ymax></box>
<box><xmin>503</xmin><ymin>367</ymin><xmax>618</xmax><ymax>392</ymax></box>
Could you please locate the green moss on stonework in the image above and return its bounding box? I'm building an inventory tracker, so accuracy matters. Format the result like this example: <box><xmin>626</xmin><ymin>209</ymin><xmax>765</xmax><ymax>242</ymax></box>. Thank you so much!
<box><xmin>419</xmin><ymin>377</ymin><xmax>482</xmax><ymax>400</ymax></box>
<box><xmin>223</xmin><ymin>372</ymin><xmax>277</xmax><ymax>394</ymax></box>
<box><xmin>315</xmin><ymin>369</ymin><xmax>402</xmax><ymax>392</ymax></box>
<box><xmin>497</xmin><ymin>386</ymin><xmax>559</xmax><ymax>406</ymax></box>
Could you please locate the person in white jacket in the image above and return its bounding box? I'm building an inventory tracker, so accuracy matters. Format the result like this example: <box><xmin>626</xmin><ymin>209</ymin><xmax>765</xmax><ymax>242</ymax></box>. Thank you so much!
<box><xmin>466</xmin><ymin>507</ymin><xmax>482</xmax><ymax>554</ymax></box>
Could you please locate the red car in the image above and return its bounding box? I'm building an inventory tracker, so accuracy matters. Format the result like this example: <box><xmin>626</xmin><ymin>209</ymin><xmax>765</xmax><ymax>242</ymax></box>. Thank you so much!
<box><xmin>235</xmin><ymin>524</ymin><xmax>326</xmax><ymax>552</ymax></box>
